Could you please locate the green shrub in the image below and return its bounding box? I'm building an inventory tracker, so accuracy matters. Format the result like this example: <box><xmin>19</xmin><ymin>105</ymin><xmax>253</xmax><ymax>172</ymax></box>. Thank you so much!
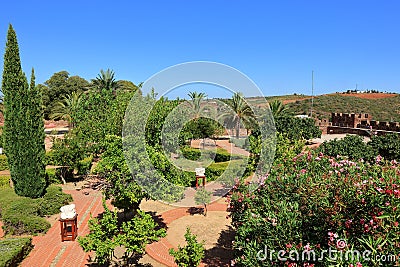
<box><xmin>77</xmin><ymin>155</ymin><xmax>93</xmax><ymax>175</ymax></box>
<box><xmin>0</xmin><ymin>175</ymin><xmax>10</xmax><ymax>188</ymax></box>
<box><xmin>0</xmin><ymin>155</ymin><xmax>8</xmax><ymax>171</ymax></box>
<box><xmin>318</xmin><ymin>134</ymin><xmax>376</xmax><ymax>162</ymax></box>
<box><xmin>38</xmin><ymin>185</ymin><xmax>72</xmax><ymax>216</ymax></box>
<box><xmin>369</xmin><ymin>133</ymin><xmax>400</xmax><ymax>161</ymax></box>
<box><xmin>0</xmin><ymin>237</ymin><xmax>33</xmax><ymax>267</ymax></box>
<box><xmin>45</xmin><ymin>168</ymin><xmax>60</xmax><ymax>184</ymax></box>
<box><xmin>180</xmin><ymin>146</ymin><xmax>201</xmax><ymax>161</ymax></box>
<box><xmin>0</xmin><ymin>186</ymin><xmax>71</xmax><ymax>235</ymax></box>
<box><xmin>44</xmin><ymin>151</ymin><xmax>55</xmax><ymax>165</ymax></box>
<box><xmin>2</xmin><ymin>199</ymin><xmax>50</xmax><ymax>235</ymax></box>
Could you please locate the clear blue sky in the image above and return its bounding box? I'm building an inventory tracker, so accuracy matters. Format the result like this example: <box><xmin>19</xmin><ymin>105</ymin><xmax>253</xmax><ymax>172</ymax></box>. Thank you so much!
<box><xmin>1</xmin><ymin>0</ymin><xmax>400</xmax><ymax>98</ymax></box>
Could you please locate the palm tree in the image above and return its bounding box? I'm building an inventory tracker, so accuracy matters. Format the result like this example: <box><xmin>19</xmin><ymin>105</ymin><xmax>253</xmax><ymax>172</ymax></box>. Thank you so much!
<box><xmin>50</xmin><ymin>91</ymin><xmax>83</xmax><ymax>128</ymax></box>
<box><xmin>269</xmin><ymin>100</ymin><xmax>288</xmax><ymax>118</ymax></box>
<box><xmin>221</xmin><ymin>92</ymin><xmax>255</xmax><ymax>138</ymax></box>
<box><xmin>188</xmin><ymin>91</ymin><xmax>207</xmax><ymax>119</ymax></box>
<box><xmin>90</xmin><ymin>69</ymin><xmax>119</xmax><ymax>93</ymax></box>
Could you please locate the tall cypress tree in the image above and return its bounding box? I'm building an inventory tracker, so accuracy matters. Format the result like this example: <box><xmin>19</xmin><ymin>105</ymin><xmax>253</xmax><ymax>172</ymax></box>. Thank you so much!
<box><xmin>2</xmin><ymin>24</ymin><xmax>46</xmax><ymax>197</ymax></box>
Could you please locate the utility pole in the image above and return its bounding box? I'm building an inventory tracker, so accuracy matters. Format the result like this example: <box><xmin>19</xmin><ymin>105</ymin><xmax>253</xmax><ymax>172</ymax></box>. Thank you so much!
<box><xmin>311</xmin><ymin>70</ymin><xmax>314</xmax><ymax>118</ymax></box>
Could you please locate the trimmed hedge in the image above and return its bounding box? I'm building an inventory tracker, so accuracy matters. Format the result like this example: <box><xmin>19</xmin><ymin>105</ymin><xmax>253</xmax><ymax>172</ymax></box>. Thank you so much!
<box><xmin>0</xmin><ymin>237</ymin><xmax>33</xmax><ymax>267</ymax></box>
<box><xmin>38</xmin><ymin>185</ymin><xmax>73</xmax><ymax>216</ymax></box>
<box><xmin>180</xmin><ymin>147</ymin><xmax>201</xmax><ymax>161</ymax></box>
<box><xmin>180</xmin><ymin>146</ymin><xmax>244</xmax><ymax>163</ymax></box>
<box><xmin>0</xmin><ymin>155</ymin><xmax>8</xmax><ymax>171</ymax></box>
<box><xmin>0</xmin><ymin>186</ymin><xmax>72</xmax><ymax>235</ymax></box>
<box><xmin>2</xmin><ymin>199</ymin><xmax>50</xmax><ymax>235</ymax></box>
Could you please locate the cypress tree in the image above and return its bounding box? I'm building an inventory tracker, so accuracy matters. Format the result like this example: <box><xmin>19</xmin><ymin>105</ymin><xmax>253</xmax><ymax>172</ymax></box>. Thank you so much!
<box><xmin>2</xmin><ymin>24</ymin><xmax>46</xmax><ymax>197</ymax></box>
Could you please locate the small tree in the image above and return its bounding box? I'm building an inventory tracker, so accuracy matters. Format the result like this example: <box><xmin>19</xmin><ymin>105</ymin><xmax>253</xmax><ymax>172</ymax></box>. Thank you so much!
<box><xmin>169</xmin><ymin>228</ymin><xmax>205</xmax><ymax>267</ymax></box>
<box><xmin>194</xmin><ymin>187</ymin><xmax>212</xmax><ymax>216</ymax></box>
<box><xmin>78</xmin><ymin>200</ymin><xmax>166</xmax><ymax>265</ymax></box>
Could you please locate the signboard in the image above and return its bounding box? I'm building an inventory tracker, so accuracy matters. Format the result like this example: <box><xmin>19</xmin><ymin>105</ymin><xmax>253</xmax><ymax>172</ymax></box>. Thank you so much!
<box><xmin>195</xmin><ymin>167</ymin><xmax>205</xmax><ymax>176</ymax></box>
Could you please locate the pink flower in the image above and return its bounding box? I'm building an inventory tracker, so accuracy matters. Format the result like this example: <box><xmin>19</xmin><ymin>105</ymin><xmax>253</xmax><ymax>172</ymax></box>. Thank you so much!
<box><xmin>376</xmin><ymin>155</ymin><xmax>383</xmax><ymax>163</ymax></box>
<box><xmin>356</xmin><ymin>262</ymin><xmax>363</xmax><ymax>267</ymax></box>
<box><xmin>304</xmin><ymin>243</ymin><xmax>311</xmax><ymax>251</ymax></box>
<box><xmin>300</xmin><ymin>169</ymin><xmax>307</xmax><ymax>174</ymax></box>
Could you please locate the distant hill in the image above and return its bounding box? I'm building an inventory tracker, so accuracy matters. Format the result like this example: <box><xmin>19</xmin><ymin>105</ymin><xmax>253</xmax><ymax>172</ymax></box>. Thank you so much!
<box><xmin>247</xmin><ymin>93</ymin><xmax>400</xmax><ymax>122</ymax></box>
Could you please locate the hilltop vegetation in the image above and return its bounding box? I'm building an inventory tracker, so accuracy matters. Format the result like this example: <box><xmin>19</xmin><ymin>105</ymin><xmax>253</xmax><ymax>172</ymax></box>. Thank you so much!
<box><xmin>248</xmin><ymin>93</ymin><xmax>400</xmax><ymax>122</ymax></box>
<box><xmin>286</xmin><ymin>93</ymin><xmax>400</xmax><ymax>121</ymax></box>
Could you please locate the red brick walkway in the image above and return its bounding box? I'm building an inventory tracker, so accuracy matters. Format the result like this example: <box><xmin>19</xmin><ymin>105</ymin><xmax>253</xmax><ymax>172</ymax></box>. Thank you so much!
<box><xmin>17</xmin><ymin>187</ymin><xmax>228</xmax><ymax>267</ymax></box>
<box><xmin>145</xmin><ymin>202</ymin><xmax>228</xmax><ymax>267</ymax></box>
<box><xmin>20</xmin><ymin>188</ymin><xmax>104</xmax><ymax>267</ymax></box>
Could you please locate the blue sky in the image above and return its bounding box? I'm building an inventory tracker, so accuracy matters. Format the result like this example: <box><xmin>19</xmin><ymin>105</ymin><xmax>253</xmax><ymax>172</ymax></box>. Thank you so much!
<box><xmin>1</xmin><ymin>1</ymin><xmax>400</xmax><ymax>98</ymax></box>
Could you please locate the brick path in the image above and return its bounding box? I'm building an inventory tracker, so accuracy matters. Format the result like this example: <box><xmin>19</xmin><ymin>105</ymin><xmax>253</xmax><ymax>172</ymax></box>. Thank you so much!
<box><xmin>145</xmin><ymin>202</ymin><xmax>228</xmax><ymax>267</ymax></box>
<box><xmin>14</xmin><ymin>186</ymin><xmax>228</xmax><ymax>267</ymax></box>
<box><xmin>20</xmin><ymin>188</ymin><xmax>104</xmax><ymax>267</ymax></box>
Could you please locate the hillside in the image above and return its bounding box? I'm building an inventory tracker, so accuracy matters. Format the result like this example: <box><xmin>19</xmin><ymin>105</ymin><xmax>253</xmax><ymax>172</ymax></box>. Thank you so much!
<box><xmin>246</xmin><ymin>93</ymin><xmax>400</xmax><ymax>122</ymax></box>
<box><xmin>286</xmin><ymin>93</ymin><xmax>400</xmax><ymax>122</ymax></box>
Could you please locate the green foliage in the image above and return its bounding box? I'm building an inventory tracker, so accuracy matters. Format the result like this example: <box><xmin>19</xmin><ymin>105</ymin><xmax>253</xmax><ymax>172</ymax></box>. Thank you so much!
<box><xmin>45</xmin><ymin>168</ymin><xmax>60</xmax><ymax>184</ymax></box>
<box><xmin>0</xmin><ymin>175</ymin><xmax>10</xmax><ymax>188</ymax></box>
<box><xmin>180</xmin><ymin>146</ymin><xmax>202</xmax><ymax>161</ymax></box>
<box><xmin>73</xmin><ymin>89</ymin><xmax>134</xmax><ymax>153</ymax></box>
<box><xmin>194</xmin><ymin>188</ymin><xmax>212</xmax><ymax>216</ymax></box>
<box><xmin>228</xmin><ymin>147</ymin><xmax>400</xmax><ymax>266</ymax></box>
<box><xmin>94</xmin><ymin>135</ymin><xmax>147</xmax><ymax>211</ymax></box>
<box><xmin>369</xmin><ymin>133</ymin><xmax>400</xmax><ymax>161</ymax></box>
<box><xmin>181</xmin><ymin>117</ymin><xmax>224</xmax><ymax>142</ymax></box>
<box><xmin>275</xmin><ymin>115</ymin><xmax>321</xmax><ymax>140</ymax></box>
<box><xmin>220</xmin><ymin>92</ymin><xmax>256</xmax><ymax>138</ymax></box>
<box><xmin>2</xmin><ymin>199</ymin><xmax>50</xmax><ymax>235</ymax></box>
<box><xmin>77</xmin><ymin>155</ymin><xmax>93</xmax><ymax>175</ymax></box>
<box><xmin>286</xmin><ymin>93</ymin><xmax>400</xmax><ymax>122</ymax></box>
<box><xmin>37</xmin><ymin>185</ymin><xmax>73</xmax><ymax>216</ymax></box>
<box><xmin>78</xmin><ymin>200</ymin><xmax>166</xmax><ymax>265</ymax></box>
<box><xmin>169</xmin><ymin>228</ymin><xmax>205</xmax><ymax>267</ymax></box>
<box><xmin>0</xmin><ymin>237</ymin><xmax>33</xmax><ymax>267</ymax></box>
<box><xmin>51</xmin><ymin>134</ymin><xmax>88</xmax><ymax>181</ymax></box>
<box><xmin>0</xmin><ymin>186</ymin><xmax>71</xmax><ymax>235</ymax></box>
<box><xmin>318</xmin><ymin>134</ymin><xmax>376</xmax><ymax>162</ymax></box>
<box><xmin>2</xmin><ymin>25</ymin><xmax>46</xmax><ymax>198</ymax></box>
<box><xmin>41</xmin><ymin>71</ymin><xmax>89</xmax><ymax>119</ymax></box>
<box><xmin>0</xmin><ymin>155</ymin><xmax>8</xmax><ymax>171</ymax></box>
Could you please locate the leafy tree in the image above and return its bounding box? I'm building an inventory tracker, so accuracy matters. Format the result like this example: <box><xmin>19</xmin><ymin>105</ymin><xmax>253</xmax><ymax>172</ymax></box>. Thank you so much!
<box><xmin>94</xmin><ymin>135</ymin><xmax>147</xmax><ymax>212</ymax></box>
<box><xmin>78</xmin><ymin>200</ymin><xmax>166</xmax><ymax>265</ymax></box>
<box><xmin>221</xmin><ymin>92</ymin><xmax>255</xmax><ymax>138</ymax></box>
<box><xmin>1</xmin><ymin>25</ymin><xmax>46</xmax><ymax>198</ymax></box>
<box><xmin>194</xmin><ymin>188</ymin><xmax>212</xmax><ymax>216</ymax></box>
<box><xmin>181</xmin><ymin>117</ymin><xmax>224</xmax><ymax>146</ymax></box>
<box><xmin>41</xmin><ymin>71</ymin><xmax>89</xmax><ymax>119</ymax></box>
<box><xmin>169</xmin><ymin>228</ymin><xmax>205</xmax><ymax>267</ymax></box>
<box><xmin>90</xmin><ymin>69</ymin><xmax>119</xmax><ymax>93</ymax></box>
<box><xmin>318</xmin><ymin>135</ymin><xmax>375</xmax><ymax>162</ymax></box>
<box><xmin>275</xmin><ymin>115</ymin><xmax>321</xmax><ymax>140</ymax></box>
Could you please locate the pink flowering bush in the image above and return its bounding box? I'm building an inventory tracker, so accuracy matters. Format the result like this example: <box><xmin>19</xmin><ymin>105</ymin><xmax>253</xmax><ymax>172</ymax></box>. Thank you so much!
<box><xmin>228</xmin><ymin>149</ymin><xmax>400</xmax><ymax>266</ymax></box>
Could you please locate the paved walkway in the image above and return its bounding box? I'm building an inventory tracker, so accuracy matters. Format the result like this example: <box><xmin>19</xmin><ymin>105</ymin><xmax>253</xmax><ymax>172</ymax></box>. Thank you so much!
<box><xmin>145</xmin><ymin>202</ymin><xmax>228</xmax><ymax>267</ymax></box>
<box><xmin>20</xmin><ymin>188</ymin><xmax>104</xmax><ymax>267</ymax></box>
